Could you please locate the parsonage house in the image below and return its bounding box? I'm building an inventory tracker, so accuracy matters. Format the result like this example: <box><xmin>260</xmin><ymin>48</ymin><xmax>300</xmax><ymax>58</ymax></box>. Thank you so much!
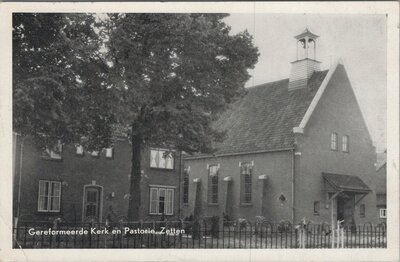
<box><xmin>13</xmin><ymin>125</ymin><xmax>184</xmax><ymax>225</ymax></box>
<box><xmin>182</xmin><ymin>28</ymin><xmax>384</xmax><ymax>226</ymax></box>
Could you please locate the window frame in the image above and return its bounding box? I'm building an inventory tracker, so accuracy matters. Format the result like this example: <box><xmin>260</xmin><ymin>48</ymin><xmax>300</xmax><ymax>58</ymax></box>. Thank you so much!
<box><xmin>330</xmin><ymin>132</ymin><xmax>338</xmax><ymax>151</ymax></box>
<box><xmin>379</xmin><ymin>208</ymin><xmax>387</xmax><ymax>218</ymax></box>
<box><xmin>240</xmin><ymin>162</ymin><xmax>253</xmax><ymax>205</ymax></box>
<box><xmin>208</xmin><ymin>164</ymin><xmax>219</xmax><ymax>205</ymax></box>
<box><xmin>313</xmin><ymin>201</ymin><xmax>320</xmax><ymax>216</ymax></box>
<box><xmin>150</xmin><ymin>148</ymin><xmax>175</xmax><ymax>170</ymax></box>
<box><xmin>342</xmin><ymin>135</ymin><xmax>349</xmax><ymax>153</ymax></box>
<box><xmin>149</xmin><ymin>187</ymin><xmax>174</xmax><ymax>215</ymax></box>
<box><xmin>37</xmin><ymin>180</ymin><xmax>62</xmax><ymax>212</ymax></box>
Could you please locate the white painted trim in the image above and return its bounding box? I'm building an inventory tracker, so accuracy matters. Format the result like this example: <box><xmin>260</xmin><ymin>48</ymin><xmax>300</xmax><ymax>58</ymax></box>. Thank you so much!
<box><xmin>193</xmin><ymin>178</ymin><xmax>201</xmax><ymax>183</ymax></box>
<box><xmin>148</xmin><ymin>184</ymin><xmax>177</xmax><ymax>189</ymax></box>
<box><xmin>258</xmin><ymin>174</ymin><xmax>268</xmax><ymax>180</ymax></box>
<box><xmin>293</xmin><ymin>127</ymin><xmax>304</xmax><ymax>134</ymax></box>
<box><xmin>223</xmin><ymin>176</ymin><xmax>232</xmax><ymax>182</ymax></box>
<box><xmin>294</xmin><ymin>59</ymin><xmax>342</xmax><ymax>132</ymax></box>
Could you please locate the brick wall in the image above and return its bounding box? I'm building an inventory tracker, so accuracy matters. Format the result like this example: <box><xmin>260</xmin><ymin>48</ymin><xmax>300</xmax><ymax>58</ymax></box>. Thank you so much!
<box><xmin>183</xmin><ymin>150</ymin><xmax>293</xmax><ymax>223</ymax></box>
<box><xmin>13</xmin><ymin>137</ymin><xmax>182</xmax><ymax>224</ymax></box>
<box><xmin>294</xmin><ymin>64</ymin><xmax>380</xmax><ymax>224</ymax></box>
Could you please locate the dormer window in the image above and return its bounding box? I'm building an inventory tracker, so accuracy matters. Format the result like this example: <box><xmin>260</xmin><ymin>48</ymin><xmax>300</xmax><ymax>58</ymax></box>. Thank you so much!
<box><xmin>105</xmin><ymin>148</ymin><xmax>114</xmax><ymax>159</ymax></box>
<box><xmin>76</xmin><ymin>145</ymin><xmax>84</xmax><ymax>156</ymax></box>
<box><xmin>91</xmin><ymin>151</ymin><xmax>99</xmax><ymax>158</ymax></box>
<box><xmin>42</xmin><ymin>141</ymin><xmax>63</xmax><ymax>160</ymax></box>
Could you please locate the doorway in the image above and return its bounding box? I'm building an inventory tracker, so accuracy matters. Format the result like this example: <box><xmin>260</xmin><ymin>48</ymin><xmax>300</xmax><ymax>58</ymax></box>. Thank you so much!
<box><xmin>83</xmin><ymin>185</ymin><xmax>103</xmax><ymax>222</ymax></box>
<box><xmin>336</xmin><ymin>193</ymin><xmax>355</xmax><ymax>226</ymax></box>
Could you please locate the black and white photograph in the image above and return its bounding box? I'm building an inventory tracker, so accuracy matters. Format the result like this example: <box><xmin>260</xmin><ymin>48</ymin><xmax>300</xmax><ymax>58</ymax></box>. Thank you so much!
<box><xmin>0</xmin><ymin>1</ymin><xmax>399</xmax><ymax>261</ymax></box>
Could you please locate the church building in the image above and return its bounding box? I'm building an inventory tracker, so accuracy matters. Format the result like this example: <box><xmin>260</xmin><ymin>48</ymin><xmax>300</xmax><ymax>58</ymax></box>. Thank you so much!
<box><xmin>182</xmin><ymin>28</ymin><xmax>381</xmax><ymax>226</ymax></box>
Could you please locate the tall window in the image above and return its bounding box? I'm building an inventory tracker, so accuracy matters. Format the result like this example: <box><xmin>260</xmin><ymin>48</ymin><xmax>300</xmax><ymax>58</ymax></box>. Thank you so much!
<box><xmin>330</xmin><ymin>132</ymin><xmax>338</xmax><ymax>151</ymax></box>
<box><xmin>342</xmin><ymin>135</ymin><xmax>349</xmax><ymax>152</ymax></box>
<box><xmin>313</xmin><ymin>201</ymin><xmax>320</xmax><ymax>215</ymax></box>
<box><xmin>359</xmin><ymin>204</ymin><xmax>366</xmax><ymax>218</ymax></box>
<box><xmin>38</xmin><ymin>181</ymin><xmax>61</xmax><ymax>212</ymax></box>
<box><xmin>150</xmin><ymin>149</ymin><xmax>174</xmax><ymax>170</ymax></box>
<box><xmin>208</xmin><ymin>165</ymin><xmax>219</xmax><ymax>204</ymax></box>
<box><xmin>149</xmin><ymin>187</ymin><xmax>174</xmax><ymax>215</ymax></box>
<box><xmin>240</xmin><ymin>162</ymin><xmax>253</xmax><ymax>204</ymax></box>
<box><xmin>183</xmin><ymin>168</ymin><xmax>189</xmax><ymax>204</ymax></box>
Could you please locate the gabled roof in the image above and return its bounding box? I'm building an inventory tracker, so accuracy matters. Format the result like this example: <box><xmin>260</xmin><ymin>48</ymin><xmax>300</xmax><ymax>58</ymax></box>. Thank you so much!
<box><xmin>210</xmin><ymin>70</ymin><xmax>328</xmax><ymax>155</ymax></box>
<box><xmin>322</xmin><ymin>173</ymin><xmax>371</xmax><ymax>193</ymax></box>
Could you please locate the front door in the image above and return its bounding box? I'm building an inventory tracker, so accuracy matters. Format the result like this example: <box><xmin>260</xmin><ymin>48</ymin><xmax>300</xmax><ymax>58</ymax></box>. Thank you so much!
<box><xmin>337</xmin><ymin>194</ymin><xmax>355</xmax><ymax>226</ymax></box>
<box><xmin>83</xmin><ymin>186</ymin><xmax>102</xmax><ymax>222</ymax></box>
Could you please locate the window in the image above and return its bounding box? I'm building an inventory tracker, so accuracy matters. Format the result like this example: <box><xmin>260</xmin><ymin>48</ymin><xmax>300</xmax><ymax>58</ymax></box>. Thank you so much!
<box><xmin>330</xmin><ymin>132</ymin><xmax>338</xmax><ymax>151</ymax></box>
<box><xmin>342</xmin><ymin>135</ymin><xmax>349</xmax><ymax>152</ymax></box>
<box><xmin>379</xmin><ymin>208</ymin><xmax>387</xmax><ymax>218</ymax></box>
<box><xmin>149</xmin><ymin>187</ymin><xmax>174</xmax><ymax>215</ymax></box>
<box><xmin>240</xmin><ymin>162</ymin><xmax>253</xmax><ymax>204</ymax></box>
<box><xmin>150</xmin><ymin>149</ymin><xmax>174</xmax><ymax>169</ymax></box>
<box><xmin>105</xmin><ymin>148</ymin><xmax>114</xmax><ymax>159</ymax></box>
<box><xmin>208</xmin><ymin>165</ymin><xmax>219</xmax><ymax>204</ymax></box>
<box><xmin>183</xmin><ymin>167</ymin><xmax>189</xmax><ymax>204</ymax></box>
<box><xmin>38</xmin><ymin>181</ymin><xmax>61</xmax><ymax>212</ymax></box>
<box><xmin>313</xmin><ymin>201</ymin><xmax>320</xmax><ymax>215</ymax></box>
<box><xmin>359</xmin><ymin>204</ymin><xmax>365</xmax><ymax>218</ymax></box>
<box><xmin>42</xmin><ymin>141</ymin><xmax>63</xmax><ymax>160</ymax></box>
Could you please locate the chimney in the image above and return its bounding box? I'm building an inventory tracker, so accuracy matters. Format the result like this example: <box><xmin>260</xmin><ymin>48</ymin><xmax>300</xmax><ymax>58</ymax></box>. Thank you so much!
<box><xmin>288</xmin><ymin>27</ymin><xmax>321</xmax><ymax>90</ymax></box>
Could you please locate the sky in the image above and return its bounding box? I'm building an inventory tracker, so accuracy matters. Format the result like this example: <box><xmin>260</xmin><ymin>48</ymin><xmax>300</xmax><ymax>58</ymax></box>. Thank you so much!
<box><xmin>224</xmin><ymin>13</ymin><xmax>387</xmax><ymax>152</ymax></box>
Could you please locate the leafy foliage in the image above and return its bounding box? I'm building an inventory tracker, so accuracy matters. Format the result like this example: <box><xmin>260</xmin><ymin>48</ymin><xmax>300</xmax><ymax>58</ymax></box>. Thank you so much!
<box><xmin>107</xmin><ymin>13</ymin><xmax>259</xmax><ymax>153</ymax></box>
<box><xmin>13</xmin><ymin>13</ymin><xmax>259</xmax><ymax>220</ymax></box>
<box><xmin>13</xmin><ymin>13</ymin><xmax>113</xmax><ymax>150</ymax></box>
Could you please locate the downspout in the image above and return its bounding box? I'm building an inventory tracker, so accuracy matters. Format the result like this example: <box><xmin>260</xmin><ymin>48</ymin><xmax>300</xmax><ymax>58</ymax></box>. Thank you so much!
<box><xmin>178</xmin><ymin>151</ymin><xmax>183</xmax><ymax>219</ymax></box>
<box><xmin>17</xmin><ymin>135</ymin><xmax>24</xmax><ymax>225</ymax></box>
<box><xmin>291</xmin><ymin>148</ymin><xmax>295</xmax><ymax>225</ymax></box>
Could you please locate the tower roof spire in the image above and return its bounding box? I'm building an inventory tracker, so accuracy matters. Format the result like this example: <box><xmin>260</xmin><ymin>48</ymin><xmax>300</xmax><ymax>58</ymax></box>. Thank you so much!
<box><xmin>294</xmin><ymin>27</ymin><xmax>319</xmax><ymax>40</ymax></box>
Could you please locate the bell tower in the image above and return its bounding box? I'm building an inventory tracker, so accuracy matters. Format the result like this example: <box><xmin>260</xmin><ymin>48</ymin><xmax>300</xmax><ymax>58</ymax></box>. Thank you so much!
<box><xmin>288</xmin><ymin>27</ymin><xmax>321</xmax><ymax>90</ymax></box>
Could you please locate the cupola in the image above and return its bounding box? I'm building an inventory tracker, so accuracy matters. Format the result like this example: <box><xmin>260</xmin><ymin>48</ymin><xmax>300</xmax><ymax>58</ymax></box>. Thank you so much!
<box><xmin>288</xmin><ymin>27</ymin><xmax>321</xmax><ymax>90</ymax></box>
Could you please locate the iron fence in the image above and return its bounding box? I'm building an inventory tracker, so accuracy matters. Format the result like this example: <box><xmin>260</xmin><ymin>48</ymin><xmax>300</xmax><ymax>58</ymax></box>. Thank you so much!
<box><xmin>13</xmin><ymin>220</ymin><xmax>386</xmax><ymax>249</ymax></box>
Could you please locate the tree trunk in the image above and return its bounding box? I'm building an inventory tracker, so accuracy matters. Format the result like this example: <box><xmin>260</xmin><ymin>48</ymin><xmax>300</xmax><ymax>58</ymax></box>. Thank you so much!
<box><xmin>128</xmin><ymin>133</ymin><xmax>142</xmax><ymax>221</ymax></box>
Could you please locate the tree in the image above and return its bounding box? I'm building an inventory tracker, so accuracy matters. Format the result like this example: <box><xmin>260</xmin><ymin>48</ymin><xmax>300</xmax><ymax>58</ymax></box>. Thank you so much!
<box><xmin>13</xmin><ymin>13</ymin><xmax>258</xmax><ymax>222</ymax></box>
<box><xmin>13</xmin><ymin>13</ymin><xmax>113</xmax><ymax>151</ymax></box>
<box><xmin>106</xmin><ymin>13</ymin><xmax>258</xmax><ymax>220</ymax></box>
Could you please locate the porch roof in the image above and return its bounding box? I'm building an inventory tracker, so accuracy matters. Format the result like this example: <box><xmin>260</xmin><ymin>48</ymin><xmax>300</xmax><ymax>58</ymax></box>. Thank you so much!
<box><xmin>322</xmin><ymin>173</ymin><xmax>371</xmax><ymax>193</ymax></box>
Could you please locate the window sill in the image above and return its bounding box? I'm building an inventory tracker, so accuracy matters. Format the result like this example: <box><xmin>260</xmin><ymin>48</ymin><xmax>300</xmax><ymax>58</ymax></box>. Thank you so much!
<box><xmin>208</xmin><ymin>203</ymin><xmax>219</xmax><ymax>206</ymax></box>
<box><xmin>148</xmin><ymin>213</ymin><xmax>174</xmax><ymax>216</ymax></box>
<box><xmin>149</xmin><ymin>167</ymin><xmax>175</xmax><ymax>171</ymax></box>
<box><xmin>239</xmin><ymin>203</ymin><xmax>253</xmax><ymax>207</ymax></box>
<box><xmin>313</xmin><ymin>213</ymin><xmax>320</xmax><ymax>216</ymax></box>
<box><xmin>37</xmin><ymin>210</ymin><xmax>61</xmax><ymax>213</ymax></box>
<box><xmin>41</xmin><ymin>157</ymin><xmax>63</xmax><ymax>162</ymax></box>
